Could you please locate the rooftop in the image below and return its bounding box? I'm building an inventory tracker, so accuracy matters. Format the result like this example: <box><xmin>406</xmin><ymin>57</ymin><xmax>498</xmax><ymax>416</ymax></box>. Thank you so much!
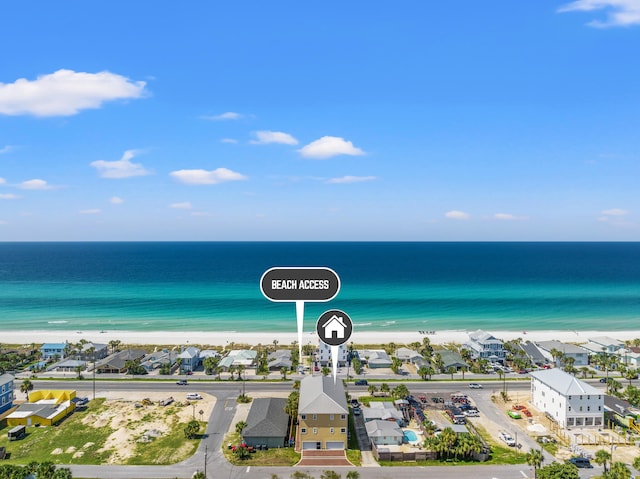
<box><xmin>298</xmin><ymin>375</ymin><xmax>348</xmax><ymax>415</ymax></box>
<box><xmin>530</xmin><ymin>368</ymin><xmax>602</xmax><ymax>396</ymax></box>
<box><xmin>537</xmin><ymin>340</ymin><xmax>589</xmax><ymax>355</ymax></box>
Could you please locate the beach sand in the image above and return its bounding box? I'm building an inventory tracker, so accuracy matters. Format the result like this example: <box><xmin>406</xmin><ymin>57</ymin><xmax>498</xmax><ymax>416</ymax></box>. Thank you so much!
<box><xmin>4</xmin><ymin>328</ymin><xmax>640</xmax><ymax>347</ymax></box>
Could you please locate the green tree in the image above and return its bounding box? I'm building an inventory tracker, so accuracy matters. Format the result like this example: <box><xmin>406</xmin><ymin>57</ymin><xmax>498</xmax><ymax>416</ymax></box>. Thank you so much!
<box><xmin>380</xmin><ymin>383</ymin><xmax>390</xmax><ymax>396</ymax></box>
<box><xmin>193</xmin><ymin>472</ymin><xmax>205</xmax><ymax>479</ymax></box>
<box><xmin>447</xmin><ymin>366</ymin><xmax>456</xmax><ymax>380</ymax></box>
<box><xmin>391</xmin><ymin>383</ymin><xmax>409</xmax><ymax>399</ymax></box>
<box><xmin>233</xmin><ymin>444</ymin><xmax>251</xmax><ymax>460</ymax></box>
<box><xmin>367</xmin><ymin>384</ymin><xmax>378</xmax><ymax>396</ymax></box>
<box><xmin>536</xmin><ymin>462</ymin><xmax>579</xmax><ymax>479</ymax></box>
<box><xmin>320</xmin><ymin>471</ymin><xmax>341</xmax><ymax>479</ymax></box>
<box><xmin>417</xmin><ymin>366</ymin><xmax>430</xmax><ymax>380</ymax></box>
<box><xmin>20</xmin><ymin>379</ymin><xmax>33</xmax><ymax>399</ymax></box>
<box><xmin>235</xmin><ymin>420</ymin><xmax>248</xmax><ymax>434</ymax></box>
<box><xmin>184</xmin><ymin>419</ymin><xmax>200</xmax><ymax>439</ymax></box>
<box><xmin>321</xmin><ymin>367</ymin><xmax>330</xmax><ymax>377</ymax></box>
<box><xmin>608</xmin><ymin>462</ymin><xmax>632</xmax><ymax>479</ymax></box>
<box><xmin>351</xmin><ymin>357</ymin><xmax>362</xmax><ymax>375</ymax></box>
<box><xmin>36</xmin><ymin>462</ymin><xmax>57</xmax><ymax>479</ymax></box>
<box><xmin>281</xmin><ymin>367</ymin><xmax>288</xmax><ymax>380</ymax></box>
<box><xmin>594</xmin><ymin>449</ymin><xmax>611</xmax><ymax>473</ymax></box>
<box><xmin>203</xmin><ymin>356</ymin><xmax>219</xmax><ymax>375</ymax></box>
<box><xmin>74</xmin><ymin>364</ymin><xmax>83</xmax><ymax>379</ymax></box>
<box><xmin>633</xmin><ymin>455</ymin><xmax>640</xmax><ymax>472</ymax></box>
<box><xmin>52</xmin><ymin>468</ymin><xmax>73</xmax><ymax>479</ymax></box>
<box><xmin>346</xmin><ymin>471</ymin><xmax>360</xmax><ymax>479</ymax></box>
<box><xmin>526</xmin><ymin>448</ymin><xmax>544</xmax><ymax>478</ymax></box>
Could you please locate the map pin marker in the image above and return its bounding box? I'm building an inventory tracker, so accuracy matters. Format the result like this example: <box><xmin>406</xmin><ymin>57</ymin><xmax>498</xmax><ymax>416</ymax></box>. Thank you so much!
<box><xmin>260</xmin><ymin>267</ymin><xmax>340</xmax><ymax>361</ymax></box>
<box><xmin>316</xmin><ymin>309</ymin><xmax>353</xmax><ymax>383</ymax></box>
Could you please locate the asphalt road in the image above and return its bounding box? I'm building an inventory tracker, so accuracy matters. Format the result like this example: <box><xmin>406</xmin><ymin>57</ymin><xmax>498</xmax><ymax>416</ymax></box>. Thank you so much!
<box><xmin>19</xmin><ymin>378</ymin><xmax>610</xmax><ymax>479</ymax></box>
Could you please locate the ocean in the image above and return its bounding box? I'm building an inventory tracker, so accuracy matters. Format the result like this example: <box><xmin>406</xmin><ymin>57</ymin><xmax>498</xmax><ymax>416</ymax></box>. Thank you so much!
<box><xmin>0</xmin><ymin>242</ymin><xmax>638</xmax><ymax>334</ymax></box>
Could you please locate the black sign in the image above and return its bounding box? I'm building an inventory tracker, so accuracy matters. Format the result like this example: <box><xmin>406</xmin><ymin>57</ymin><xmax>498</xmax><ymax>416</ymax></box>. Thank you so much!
<box><xmin>316</xmin><ymin>309</ymin><xmax>353</xmax><ymax>346</ymax></box>
<box><xmin>260</xmin><ymin>267</ymin><xmax>340</xmax><ymax>302</ymax></box>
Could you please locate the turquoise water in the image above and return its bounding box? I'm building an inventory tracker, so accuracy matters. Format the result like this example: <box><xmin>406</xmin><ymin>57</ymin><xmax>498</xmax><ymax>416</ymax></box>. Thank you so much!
<box><xmin>0</xmin><ymin>242</ymin><xmax>638</xmax><ymax>333</ymax></box>
<box><xmin>403</xmin><ymin>430</ymin><xmax>418</xmax><ymax>442</ymax></box>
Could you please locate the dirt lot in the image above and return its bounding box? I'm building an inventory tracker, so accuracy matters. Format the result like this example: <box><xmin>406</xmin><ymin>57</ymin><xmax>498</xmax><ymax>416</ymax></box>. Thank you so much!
<box><xmin>81</xmin><ymin>391</ymin><xmax>215</xmax><ymax>463</ymax></box>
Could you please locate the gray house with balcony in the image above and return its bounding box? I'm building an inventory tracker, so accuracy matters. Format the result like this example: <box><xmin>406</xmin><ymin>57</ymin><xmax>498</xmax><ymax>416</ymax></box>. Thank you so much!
<box><xmin>463</xmin><ymin>330</ymin><xmax>506</xmax><ymax>364</ymax></box>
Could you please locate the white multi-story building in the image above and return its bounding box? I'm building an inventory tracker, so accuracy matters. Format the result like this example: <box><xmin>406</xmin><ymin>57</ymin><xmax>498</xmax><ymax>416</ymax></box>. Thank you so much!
<box><xmin>317</xmin><ymin>343</ymin><xmax>348</xmax><ymax>367</ymax></box>
<box><xmin>530</xmin><ymin>369</ymin><xmax>604</xmax><ymax>428</ymax></box>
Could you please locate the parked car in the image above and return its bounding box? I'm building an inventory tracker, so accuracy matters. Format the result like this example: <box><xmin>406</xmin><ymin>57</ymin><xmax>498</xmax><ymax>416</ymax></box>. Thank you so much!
<box><xmin>354</xmin><ymin>379</ymin><xmax>368</xmax><ymax>386</ymax></box>
<box><xmin>186</xmin><ymin>393</ymin><xmax>202</xmax><ymax>400</ymax></box>
<box><xmin>567</xmin><ymin>457</ymin><xmax>593</xmax><ymax>468</ymax></box>
<box><xmin>176</xmin><ymin>379</ymin><xmax>188</xmax><ymax>385</ymax></box>
<box><xmin>469</xmin><ymin>383</ymin><xmax>482</xmax><ymax>389</ymax></box>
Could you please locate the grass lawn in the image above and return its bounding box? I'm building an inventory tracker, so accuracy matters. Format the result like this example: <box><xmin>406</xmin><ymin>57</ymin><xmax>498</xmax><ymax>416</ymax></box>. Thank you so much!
<box><xmin>473</xmin><ymin>424</ymin><xmax>527</xmax><ymax>465</ymax></box>
<box><xmin>0</xmin><ymin>398</ymin><xmax>203</xmax><ymax>466</ymax></box>
<box><xmin>222</xmin><ymin>432</ymin><xmax>300</xmax><ymax>466</ymax></box>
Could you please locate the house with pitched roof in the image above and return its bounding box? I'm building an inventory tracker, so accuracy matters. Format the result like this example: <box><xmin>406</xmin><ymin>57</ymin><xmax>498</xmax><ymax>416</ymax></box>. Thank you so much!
<box><xmin>7</xmin><ymin>390</ymin><xmax>77</xmax><ymax>427</ymax></box>
<box><xmin>298</xmin><ymin>375</ymin><xmax>348</xmax><ymax>450</ymax></box>
<box><xmin>177</xmin><ymin>346</ymin><xmax>201</xmax><ymax>373</ymax></box>
<box><xmin>365</xmin><ymin>420</ymin><xmax>404</xmax><ymax>446</ymax></box>
<box><xmin>317</xmin><ymin>343</ymin><xmax>348</xmax><ymax>367</ymax></box>
<box><xmin>267</xmin><ymin>350</ymin><xmax>292</xmax><ymax>371</ymax></box>
<box><xmin>463</xmin><ymin>330</ymin><xmax>506</xmax><ymax>364</ymax></box>
<box><xmin>357</xmin><ymin>349</ymin><xmax>393</xmax><ymax>369</ymax></box>
<box><xmin>530</xmin><ymin>369</ymin><xmax>603</xmax><ymax>428</ymax></box>
<box><xmin>94</xmin><ymin>349</ymin><xmax>146</xmax><ymax>374</ymax></box>
<box><xmin>0</xmin><ymin>374</ymin><xmax>14</xmax><ymax>415</ymax></box>
<box><xmin>219</xmin><ymin>350</ymin><xmax>257</xmax><ymax>371</ymax></box>
<box><xmin>536</xmin><ymin>340</ymin><xmax>589</xmax><ymax>367</ymax></box>
<box><xmin>438</xmin><ymin>349</ymin><xmax>467</xmax><ymax>372</ymax></box>
<box><xmin>518</xmin><ymin>341</ymin><xmax>547</xmax><ymax>366</ymax></box>
<box><xmin>241</xmin><ymin>397</ymin><xmax>289</xmax><ymax>448</ymax></box>
<box><xmin>394</xmin><ymin>347</ymin><xmax>422</xmax><ymax>363</ymax></box>
<box><xmin>40</xmin><ymin>343</ymin><xmax>67</xmax><ymax>360</ymax></box>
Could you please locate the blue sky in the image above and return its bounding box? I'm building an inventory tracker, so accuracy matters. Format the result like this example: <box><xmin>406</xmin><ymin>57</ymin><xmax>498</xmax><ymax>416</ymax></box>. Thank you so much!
<box><xmin>1</xmin><ymin>1</ymin><xmax>639</xmax><ymax>241</ymax></box>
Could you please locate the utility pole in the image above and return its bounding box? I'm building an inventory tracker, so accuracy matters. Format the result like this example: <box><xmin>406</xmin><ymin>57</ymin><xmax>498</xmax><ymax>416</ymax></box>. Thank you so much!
<box><xmin>204</xmin><ymin>444</ymin><xmax>208</xmax><ymax>478</ymax></box>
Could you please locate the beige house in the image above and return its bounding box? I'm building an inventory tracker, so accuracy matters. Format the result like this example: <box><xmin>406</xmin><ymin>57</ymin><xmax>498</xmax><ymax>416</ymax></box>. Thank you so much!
<box><xmin>297</xmin><ymin>375</ymin><xmax>348</xmax><ymax>450</ymax></box>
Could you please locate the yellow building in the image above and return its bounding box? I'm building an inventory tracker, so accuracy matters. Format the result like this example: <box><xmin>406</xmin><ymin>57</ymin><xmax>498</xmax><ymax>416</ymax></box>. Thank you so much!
<box><xmin>297</xmin><ymin>375</ymin><xmax>348</xmax><ymax>451</ymax></box>
<box><xmin>7</xmin><ymin>390</ymin><xmax>77</xmax><ymax>427</ymax></box>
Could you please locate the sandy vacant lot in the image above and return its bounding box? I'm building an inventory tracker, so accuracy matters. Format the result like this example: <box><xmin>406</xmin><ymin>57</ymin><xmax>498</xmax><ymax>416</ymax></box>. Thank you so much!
<box><xmin>79</xmin><ymin>391</ymin><xmax>215</xmax><ymax>463</ymax></box>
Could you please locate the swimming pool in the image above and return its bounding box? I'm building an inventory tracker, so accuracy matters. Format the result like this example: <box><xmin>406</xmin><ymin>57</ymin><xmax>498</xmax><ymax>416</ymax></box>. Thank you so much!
<box><xmin>403</xmin><ymin>430</ymin><xmax>418</xmax><ymax>442</ymax></box>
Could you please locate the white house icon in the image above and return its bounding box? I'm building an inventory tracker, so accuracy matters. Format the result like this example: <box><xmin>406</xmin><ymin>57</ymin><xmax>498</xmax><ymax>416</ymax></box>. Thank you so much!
<box><xmin>322</xmin><ymin>314</ymin><xmax>347</xmax><ymax>340</ymax></box>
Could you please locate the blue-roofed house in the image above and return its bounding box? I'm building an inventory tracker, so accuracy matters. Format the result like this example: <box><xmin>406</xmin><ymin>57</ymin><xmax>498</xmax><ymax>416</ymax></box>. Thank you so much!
<box><xmin>41</xmin><ymin>343</ymin><xmax>67</xmax><ymax>360</ymax></box>
<box><xmin>177</xmin><ymin>347</ymin><xmax>201</xmax><ymax>373</ymax></box>
<box><xmin>0</xmin><ymin>374</ymin><xmax>15</xmax><ymax>414</ymax></box>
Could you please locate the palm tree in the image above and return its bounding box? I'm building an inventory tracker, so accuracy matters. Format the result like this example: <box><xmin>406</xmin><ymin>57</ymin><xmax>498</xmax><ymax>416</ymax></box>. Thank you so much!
<box><xmin>380</xmin><ymin>383</ymin><xmax>390</xmax><ymax>396</ymax></box>
<box><xmin>594</xmin><ymin>448</ymin><xmax>611</xmax><ymax>473</ymax></box>
<box><xmin>368</xmin><ymin>384</ymin><xmax>378</xmax><ymax>396</ymax></box>
<box><xmin>447</xmin><ymin>366</ymin><xmax>456</xmax><ymax>380</ymax></box>
<box><xmin>632</xmin><ymin>456</ymin><xmax>640</xmax><ymax>473</ymax></box>
<box><xmin>108</xmin><ymin>339</ymin><xmax>121</xmax><ymax>354</ymax></box>
<box><xmin>36</xmin><ymin>462</ymin><xmax>56</xmax><ymax>479</ymax></box>
<box><xmin>417</xmin><ymin>366</ymin><xmax>430</xmax><ymax>380</ymax></box>
<box><xmin>280</xmin><ymin>366</ymin><xmax>288</xmax><ymax>380</ymax></box>
<box><xmin>526</xmin><ymin>448</ymin><xmax>544</xmax><ymax>478</ymax></box>
<box><xmin>346</xmin><ymin>471</ymin><xmax>360</xmax><ymax>479</ymax></box>
<box><xmin>609</xmin><ymin>462</ymin><xmax>632</xmax><ymax>479</ymax></box>
<box><xmin>235</xmin><ymin>420</ymin><xmax>248</xmax><ymax>434</ymax></box>
<box><xmin>21</xmin><ymin>379</ymin><xmax>34</xmax><ymax>399</ymax></box>
<box><xmin>236</xmin><ymin>364</ymin><xmax>245</xmax><ymax>381</ymax></box>
<box><xmin>460</xmin><ymin>365</ymin><xmax>468</xmax><ymax>380</ymax></box>
<box><xmin>321</xmin><ymin>366</ymin><xmax>330</xmax><ymax>377</ymax></box>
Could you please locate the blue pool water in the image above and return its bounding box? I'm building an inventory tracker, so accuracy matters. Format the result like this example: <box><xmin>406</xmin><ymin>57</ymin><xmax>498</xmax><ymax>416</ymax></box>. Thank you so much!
<box><xmin>403</xmin><ymin>430</ymin><xmax>418</xmax><ymax>442</ymax></box>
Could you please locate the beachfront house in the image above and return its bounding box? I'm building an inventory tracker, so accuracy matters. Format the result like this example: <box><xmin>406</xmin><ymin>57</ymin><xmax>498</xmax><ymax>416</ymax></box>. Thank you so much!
<box><xmin>0</xmin><ymin>374</ymin><xmax>15</xmax><ymax>414</ymax></box>
<box><xmin>588</xmin><ymin>337</ymin><xmax>625</xmax><ymax>354</ymax></box>
<box><xmin>316</xmin><ymin>343</ymin><xmax>348</xmax><ymax>367</ymax></box>
<box><xmin>463</xmin><ymin>330</ymin><xmax>506</xmax><ymax>364</ymax></box>
<box><xmin>358</xmin><ymin>349</ymin><xmax>393</xmax><ymax>369</ymax></box>
<box><xmin>298</xmin><ymin>375</ymin><xmax>348</xmax><ymax>451</ymax></box>
<box><xmin>141</xmin><ymin>350</ymin><xmax>178</xmax><ymax>373</ymax></box>
<box><xmin>518</xmin><ymin>341</ymin><xmax>548</xmax><ymax>367</ymax></box>
<box><xmin>53</xmin><ymin>359</ymin><xmax>87</xmax><ymax>373</ymax></box>
<box><xmin>438</xmin><ymin>349</ymin><xmax>467</xmax><ymax>372</ymax></box>
<box><xmin>177</xmin><ymin>346</ymin><xmax>201</xmax><ymax>373</ymax></box>
<box><xmin>530</xmin><ymin>369</ymin><xmax>603</xmax><ymax>428</ymax></box>
<box><xmin>40</xmin><ymin>343</ymin><xmax>67</xmax><ymax>360</ymax></box>
<box><xmin>365</xmin><ymin>420</ymin><xmax>404</xmax><ymax>446</ymax></box>
<box><xmin>394</xmin><ymin>347</ymin><xmax>422</xmax><ymax>363</ymax></box>
<box><xmin>219</xmin><ymin>350</ymin><xmax>257</xmax><ymax>371</ymax></box>
<box><xmin>7</xmin><ymin>390</ymin><xmax>78</xmax><ymax>427</ymax></box>
<box><xmin>241</xmin><ymin>397</ymin><xmax>289</xmax><ymax>448</ymax></box>
<box><xmin>95</xmin><ymin>349</ymin><xmax>146</xmax><ymax>374</ymax></box>
<box><xmin>268</xmin><ymin>350</ymin><xmax>293</xmax><ymax>371</ymax></box>
<box><xmin>78</xmin><ymin>342</ymin><xmax>109</xmax><ymax>361</ymax></box>
<box><xmin>536</xmin><ymin>340</ymin><xmax>589</xmax><ymax>367</ymax></box>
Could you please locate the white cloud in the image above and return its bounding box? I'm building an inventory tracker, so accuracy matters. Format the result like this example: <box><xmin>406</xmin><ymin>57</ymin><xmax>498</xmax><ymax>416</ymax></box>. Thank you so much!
<box><xmin>0</xmin><ymin>193</ymin><xmax>20</xmax><ymax>199</ymax></box>
<box><xmin>110</xmin><ymin>196</ymin><xmax>124</xmax><ymax>205</ymax></box>
<box><xmin>202</xmin><ymin>111</ymin><xmax>243</xmax><ymax>121</ymax></box>
<box><xmin>445</xmin><ymin>210</ymin><xmax>470</xmax><ymax>220</ymax></box>
<box><xmin>0</xmin><ymin>220</ymin><xmax>6</xmax><ymax>225</ymax></box>
<box><xmin>170</xmin><ymin>167</ymin><xmax>247</xmax><ymax>185</ymax></box>
<box><xmin>601</xmin><ymin>208</ymin><xmax>628</xmax><ymax>216</ymax></box>
<box><xmin>0</xmin><ymin>145</ymin><xmax>14</xmax><ymax>154</ymax></box>
<box><xmin>0</xmin><ymin>69</ymin><xmax>147</xmax><ymax>117</ymax></box>
<box><xmin>558</xmin><ymin>0</ymin><xmax>640</xmax><ymax>27</ymax></box>
<box><xmin>19</xmin><ymin>179</ymin><xmax>54</xmax><ymax>190</ymax></box>
<box><xmin>298</xmin><ymin>136</ymin><xmax>365</xmax><ymax>159</ymax></box>
<box><xmin>170</xmin><ymin>202</ymin><xmax>192</xmax><ymax>209</ymax></box>
<box><xmin>327</xmin><ymin>175</ymin><xmax>377</xmax><ymax>184</ymax></box>
<box><xmin>0</xmin><ymin>177</ymin><xmax>5</xmax><ymax>184</ymax></box>
<box><xmin>494</xmin><ymin>213</ymin><xmax>528</xmax><ymax>221</ymax></box>
<box><xmin>250</xmin><ymin>130</ymin><xmax>298</xmax><ymax>145</ymax></box>
<box><xmin>191</xmin><ymin>211</ymin><xmax>213</xmax><ymax>217</ymax></box>
<box><xmin>79</xmin><ymin>209</ymin><xmax>101</xmax><ymax>215</ymax></box>
<box><xmin>91</xmin><ymin>149</ymin><xmax>151</xmax><ymax>179</ymax></box>
<box><xmin>221</xmin><ymin>138</ymin><xmax>238</xmax><ymax>144</ymax></box>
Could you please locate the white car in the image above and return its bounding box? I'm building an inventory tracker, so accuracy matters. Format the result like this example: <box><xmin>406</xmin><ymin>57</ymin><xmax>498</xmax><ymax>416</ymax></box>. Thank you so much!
<box><xmin>499</xmin><ymin>431</ymin><xmax>516</xmax><ymax>447</ymax></box>
<box><xmin>186</xmin><ymin>393</ymin><xmax>203</xmax><ymax>400</ymax></box>
<box><xmin>469</xmin><ymin>383</ymin><xmax>483</xmax><ymax>389</ymax></box>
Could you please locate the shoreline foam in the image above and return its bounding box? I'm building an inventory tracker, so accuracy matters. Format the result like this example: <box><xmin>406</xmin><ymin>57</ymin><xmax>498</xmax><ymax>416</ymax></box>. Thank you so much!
<box><xmin>4</xmin><ymin>328</ymin><xmax>640</xmax><ymax>347</ymax></box>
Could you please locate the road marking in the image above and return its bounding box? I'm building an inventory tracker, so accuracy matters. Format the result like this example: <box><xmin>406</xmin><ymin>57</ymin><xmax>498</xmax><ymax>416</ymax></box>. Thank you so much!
<box><xmin>520</xmin><ymin>471</ymin><xmax>528</xmax><ymax>477</ymax></box>
<box><xmin>246</xmin><ymin>466</ymin><xmax>251</xmax><ymax>473</ymax></box>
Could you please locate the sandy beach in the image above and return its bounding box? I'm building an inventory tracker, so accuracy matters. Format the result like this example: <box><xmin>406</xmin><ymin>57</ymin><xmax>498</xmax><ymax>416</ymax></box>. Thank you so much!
<box><xmin>3</xmin><ymin>328</ymin><xmax>640</xmax><ymax>347</ymax></box>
